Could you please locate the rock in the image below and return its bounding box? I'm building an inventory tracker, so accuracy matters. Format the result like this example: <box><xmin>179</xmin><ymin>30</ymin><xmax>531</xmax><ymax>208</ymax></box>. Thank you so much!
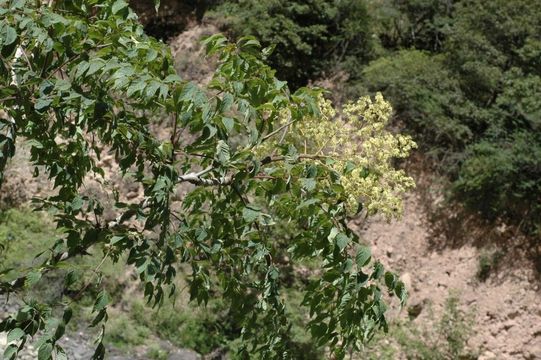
<box><xmin>0</xmin><ymin>333</ymin><xmax>6</xmax><ymax>348</ymax></box>
<box><xmin>400</xmin><ymin>272</ymin><xmax>412</xmax><ymax>291</ymax></box>
<box><xmin>508</xmin><ymin>311</ymin><xmax>520</xmax><ymax>319</ymax></box>
<box><xmin>407</xmin><ymin>301</ymin><xmax>424</xmax><ymax>320</ymax></box>
<box><xmin>126</xmin><ymin>191</ymin><xmax>139</xmax><ymax>200</ymax></box>
<box><xmin>503</xmin><ymin>320</ymin><xmax>516</xmax><ymax>331</ymax></box>
<box><xmin>479</xmin><ymin>350</ymin><xmax>497</xmax><ymax>360</ymax></box>
<box><xmin>167</xmin><ymin>348</ymin><xmax>202</xmax><ymax>360</ymax></box>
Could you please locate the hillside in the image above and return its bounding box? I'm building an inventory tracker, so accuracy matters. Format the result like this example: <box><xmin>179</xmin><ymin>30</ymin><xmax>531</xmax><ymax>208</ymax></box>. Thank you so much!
<box><xmin>1</xmin><ymin>1</ymin><xmax>541</xmax><ymax>358</ymax></box>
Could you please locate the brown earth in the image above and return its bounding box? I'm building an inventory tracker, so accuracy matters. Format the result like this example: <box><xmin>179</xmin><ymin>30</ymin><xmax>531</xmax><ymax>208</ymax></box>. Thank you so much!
<box><xmin>353</xmin><ymin>163</ymin><xmax>541</xmax><ymax>359</ymax></box>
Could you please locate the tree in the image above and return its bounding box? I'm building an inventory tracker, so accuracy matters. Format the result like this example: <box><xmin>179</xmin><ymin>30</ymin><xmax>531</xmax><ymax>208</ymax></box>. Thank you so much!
<box><xmin>0</xmin><ymin>0</ymin><xmax>415</xmax><ymax>358</ymax></box>
<box><xmin>210</xmin><ymin>0</ymin><xmax>373</xmax><ymax>88</ymax></box>
<box><xmin>362</xmin><ymin>0</ymin><xmax>541</xmax><ymax>234</ymax></box>
<box><xmin>368</xmin><ymin>0</ymin><xmax>455</xmax><ymax>53</ymax></box>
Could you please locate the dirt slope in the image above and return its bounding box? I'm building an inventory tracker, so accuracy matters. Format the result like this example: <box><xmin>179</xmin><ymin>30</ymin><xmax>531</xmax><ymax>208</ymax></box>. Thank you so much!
<box><xmin>354</xmin><ymin>172</ymin><xmax>541</xmax><ymax>359</ymax></box>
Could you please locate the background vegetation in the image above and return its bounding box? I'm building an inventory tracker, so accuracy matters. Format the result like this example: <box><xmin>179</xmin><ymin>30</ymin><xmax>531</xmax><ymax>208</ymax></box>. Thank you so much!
<box><xmin>204</xmin><ymin>0</ymin><xmax>541</xmax><ymax>235</ymax></box>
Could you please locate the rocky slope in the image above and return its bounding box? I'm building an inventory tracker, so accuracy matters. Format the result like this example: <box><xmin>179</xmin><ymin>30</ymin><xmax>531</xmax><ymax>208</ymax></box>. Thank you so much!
<box><xmin>354</xmin><ymin>168</ymin><xmax>541</xmax><ymax>359</ymax></box>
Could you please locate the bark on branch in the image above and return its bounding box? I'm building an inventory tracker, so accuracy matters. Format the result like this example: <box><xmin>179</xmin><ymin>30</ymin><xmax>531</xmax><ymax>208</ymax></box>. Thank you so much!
<box><xmin>177</xmin><ymin>167</ymin><xmax>232</xmax><ymax>186</ymax></box>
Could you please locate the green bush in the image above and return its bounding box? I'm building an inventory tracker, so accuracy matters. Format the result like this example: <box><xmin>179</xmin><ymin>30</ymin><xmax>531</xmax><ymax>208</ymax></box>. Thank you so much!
<box><xmin>366</xmin><ymin>293</ymin><xmax>477</xmax><ymax>359</ymax></box>
<box><xmin>106</xmin><ymin>311</ymin><xmax>152</xmax><ymax>349</ymax></box>
<box><xmin>368</xmin><ymin>0</ymin><xmax>455</xmax><ymax>52</ymax></box>
<box><xmin>0</xmin><ymin>209</ymin><xmax>57</xmax><ymax>277</ymax></box>
<box><xmin>362</xmin><ymin>50</ymin><xmax>472</xmax><ymax>152</ymax></box>
<box><xmin>454</xmin><ymin>132</ymin><xmax>541</xmax><ymax>230</ymax></box>
<box><xmin>476</xmin><ymin>248</ymin><xmax>504</xmax><ymax>282</ymax></box>
<box><xmin>361</xmin><ymin>0</ymin><xmax>541</xmax><ymax>234</ymax></box>
<box><xmin>210</xmin><ymin>0</ymin><xmax>372</xmax><ymax>87</ymax></box>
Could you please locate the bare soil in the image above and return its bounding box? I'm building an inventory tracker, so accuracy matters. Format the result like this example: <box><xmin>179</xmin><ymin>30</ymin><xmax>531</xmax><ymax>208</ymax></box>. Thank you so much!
<box><xmin>353</xmin><ymin>164</ymin><xmax>541</xmax><ymax>359</ymax></box>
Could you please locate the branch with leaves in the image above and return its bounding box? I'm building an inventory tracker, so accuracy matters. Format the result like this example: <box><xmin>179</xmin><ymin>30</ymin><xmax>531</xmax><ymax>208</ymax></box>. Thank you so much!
<box><xmin>0</xmin><ymin>0</ymin><xmax>413</xmax><ymax>359</ymax></box>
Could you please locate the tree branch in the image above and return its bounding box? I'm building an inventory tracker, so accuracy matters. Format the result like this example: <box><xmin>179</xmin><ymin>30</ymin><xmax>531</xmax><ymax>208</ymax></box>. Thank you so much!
<box><xmin>261</xmin><ymin>154</ymin><xmax>329</xmax><ymax>165</ymax></box>
<box><xmin>177</xmin><ymin>167</ymin><xmax>232</xmax><ymax>186</ymax></box>
<box><xmin>261</xmin><ymin>119</ymin><xmax>296</xmax><ymax>142</ymax></box>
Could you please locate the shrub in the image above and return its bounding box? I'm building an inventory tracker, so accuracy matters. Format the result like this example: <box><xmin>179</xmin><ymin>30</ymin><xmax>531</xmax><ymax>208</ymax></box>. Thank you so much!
<box><xmin>366</xmin><ymin>293</ymin><xmax>477</xmax><ymax>359</ymax></box>
<box><xmin>362</xmin><ymin>50</ymin><xmax>472</xmax><ymax>153</ymax></box>
<box><xmin>454</xmin><ymin>132</ymin><xmax>541</xmax><ymax>231</ymax></box>
<box><xmin>476</xmin><ymin>249</ymin><xmax>503</xmax><ymax>282</ymax></box>
<box><xmin>368</xmin><ymin>0</ymin><xmax>455</xmax><ymax>52</ymax></box>
<box><xmin>362</xmin><ymin>0</ymin><xmax>541</xmax><ymax>234</ymax></box>
<box><xmin>210</xmin><ymin>0</ymin><xmax>372</xmax><ymax>87</ymax></box>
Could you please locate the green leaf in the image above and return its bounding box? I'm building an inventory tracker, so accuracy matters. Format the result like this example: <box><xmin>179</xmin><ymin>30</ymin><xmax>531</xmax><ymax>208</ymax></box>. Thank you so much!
<box><xmin>394</xmin><ymin>281</ymin><xmax>407</xmax><ymax>305</ymax></box>
<box><xmin>93</xmin><ymin>291</ymin><xmax>109</xmax><ymax>312</ymax></box>
<box><xmin>25</xmin><ymin>270</ymin><xmax>42</xmax><ymax>287</ymax></box>
<box><xmin>328</xmin><ymin>227</ymin><xmax>339</xmax><ymax>241</ymax></box>
<box><xmin>3</xmin><ymin>344</ymin><xmax>18</xmax><ymax>360</ymax></box>
<box><xmin>2</xmin><ymin>26</ymin><xmax>17</xmax><ymax>47</ymax></box>
<box><xmin>37</xmin><ymin>342</ymin><xmax>53</xmax><ymax>360</ymax></box>
<box><xmin>222</xmin><ymin>117</ymin><xmax>234</xmax><ymax>132</ymax></box>
<box><xmin>215</xmin><ymin>140</ymin><xmax>230</xmax><ymax>164</ymax></box>
<box><xmin>111</xmin><ymin>0</ymin><xmax>128</xmax><ymax>14</ymax></box>
<box><xmin>74</xmin><ymin>61</ymin><xmax>90</xmax><ymax>79</ymax></box>
<box><xmin>7</xmin><ymin>328</ymin><xmax>25</xmax><ymax>343</ymax></box>
<box><xmin>336</xmin><ymin>233</ymin><xmax>349</xmax><ymax>251</ymax></box>
<box><xmin>63</xmin><ymin>307</ymin><xmax>73</xmax><ymax>324</ymax></box>
<box><xmin>127</xmin><ymin>80</ymin><xmax>146</xmax><ymax>97</ymax></box>
<box><xmin>54</xmin><ymin>321</ymin><xmax>66</xmax><ymax>340</ymax></box>
<box><xmin>384</xmin><ymin>271</ymin><xmax>396</xmax><ymax>289</ymax></box>
<box><xmin>71</xmin><ymin>196</ymin><xmax>84</xmax><ymax>210</ymax></box>
<box><xmin>242</xmin><ymin>207</ymin><xmax>260</xmax><ymax>223</ymax></box>
<box><xmin>295</xmin><ymin>198</ymin><xmax>319</xmax><ymax>210</ymax></box>
<box><xmin>300</xmin><ymin>178</ymin><xmax>316</xmax><ymax>191</ymax></box>
<box><xmin>310</xmin><ymin>322</ymin><xmax>327</xmax><ymax>339</ymax></box>
<box><xmin>372</xmin><ymin>261</ymin><xmax>384</xmax><ymax>280</ymax></box>
<box><xmin>34</xmin><ymin>98</ymin><xmax>52</xmax><ymax>112</ymax></box>
<box><xmin>146</xmin><ymin>48</ymin><xmax>158</xmax><ymax>62</ymax></box>
<box><xmin>145</xmin><ymin>81</ymin><xmax>161</xmax><ymax>97</ymax></box>
<box><xmin>92</xmin><ymin>342</ymin><xmax>105</xmax><ymax>360</ymax></box>
<box><xmin>87</xmin><ymin>60</ymin><xmax>105</xmax><ymax>76</ymax></box>
<box><xmin>110</xmin><ymin>235</ymin><xmax>125</xmax><ymax>245</ymax></box>
<box><xmin>355</xmin><ymin>246</ymin><xmax>371</xmax><ymax>267</ymax></box>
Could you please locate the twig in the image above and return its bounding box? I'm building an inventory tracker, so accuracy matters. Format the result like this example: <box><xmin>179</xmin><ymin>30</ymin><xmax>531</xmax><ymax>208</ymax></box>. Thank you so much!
<box><xmin>261</xmin><ymin>154</ymin><xmax>329</xmax><ymax>165</ymax></box>
<box><xmin>177</xmin><ymin>166</ymin><xmax>232</xmax><ymax>186</ymax></box>
<box><xmin>261</xmin><ymin>119</ymin><xmax>297</xmax><ymax>142</ymax></box>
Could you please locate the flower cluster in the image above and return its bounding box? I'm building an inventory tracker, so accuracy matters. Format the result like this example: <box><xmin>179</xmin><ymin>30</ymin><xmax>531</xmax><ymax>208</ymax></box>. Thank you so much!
<box><xmin>259</xmin><ymin>93</ymin><xmax>416</xmax><ymax>218</ymax></box>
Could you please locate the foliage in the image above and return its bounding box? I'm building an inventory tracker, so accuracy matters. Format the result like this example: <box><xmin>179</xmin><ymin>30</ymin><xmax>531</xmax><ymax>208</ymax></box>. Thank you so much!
<box><xmin>106</xmin><ymin>310</ymin><xmax>151</xmax><ymax>349</ymax></box>
<box><xmin>256</xmin><ymin>93</ymin><xmax>416</xmax><ymax>217</ymax></box>
<box><xmin>454</xmin><ymin>132</ymin><xmax>541</xmax><ymax>225</ymax></box>
<box><xmin>129</xmin><ymin>297</ymin><xmax>233</xmax><ymax>354</ymax></box>
<box><xmin>366</xmin><ymin>293</ymin><xmax>477</xmax><ymax>360</ymax></box>
<box><xmin>209</xmin><ymin>0</ymin><xmax>372</xmax><ymax>88</ymax></box>
<box><xmin>476</xmin><ymin>247</ymin><xmax>504</xmax><ymax>282</ymax></box>
<box><xmin>362</xmin><ymin>50</ymin><xmax>472</xmax><ymax>153</ymax></box>
<box><xmin>367</xmin><ymin>0</ymin><xmax>455</xmax><ymax>53</ymax></box>
<box><xmin>204</xmin><ymin>0</ymin><xmax>541</xmax><ymax>234</ymax></box>
<box><xmin>362</xmin><ymin>0</ymin><xmax>541</xmax><ymax>234</ymax></box>
<box><xmin>0</xmin><ymin>209</ymin><xmax>58</xmax><ymax>278</ymax></box>
<box><xmin>0</xmin><ymin>0</ymin><xmax>414</xmax><ymax>359</ymax></box>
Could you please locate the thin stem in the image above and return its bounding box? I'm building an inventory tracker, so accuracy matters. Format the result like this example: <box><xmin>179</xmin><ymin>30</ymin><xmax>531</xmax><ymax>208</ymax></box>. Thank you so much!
<box><xmin>177</xmin><ymin>166</ymin><xmax>232</xmax><ymax>186</ymax></box>
<box><xmin>261</xmin><ymin>119</ymin><xmax>297</xmax><ymax>142</ymax></box>
<box><xmin>262</xmin><ymin>154</ymin><xmax>329</xmax><ymax>165</ymax></box>
<box><xmin>69</xmin><ymin>250</ymin><xmax>111</xmax><ymax>303</ymax></box>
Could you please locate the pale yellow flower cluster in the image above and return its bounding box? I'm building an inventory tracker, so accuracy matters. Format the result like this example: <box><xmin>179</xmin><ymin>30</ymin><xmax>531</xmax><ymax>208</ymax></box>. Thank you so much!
<box><xmin>257</xmin><ymin>93</ymin><xmax>416</xmax><ymax>219</ymax></box>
